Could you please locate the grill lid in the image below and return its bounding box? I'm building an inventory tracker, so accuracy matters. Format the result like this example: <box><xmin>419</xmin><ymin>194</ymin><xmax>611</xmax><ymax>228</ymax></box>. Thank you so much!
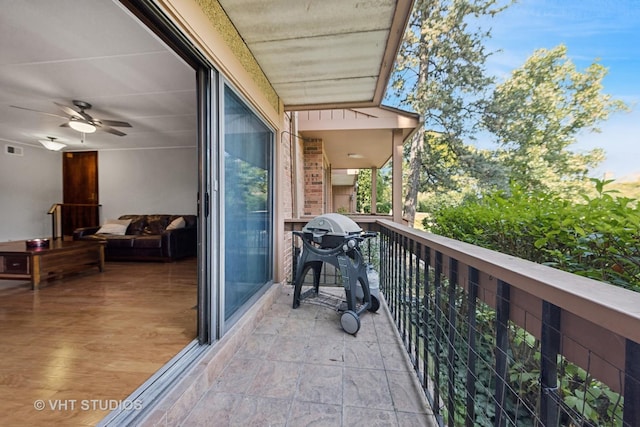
<box><xmin>302</xmin><ymin>213</ymin><xmax>362</xmax><ymax>241</ymax></box>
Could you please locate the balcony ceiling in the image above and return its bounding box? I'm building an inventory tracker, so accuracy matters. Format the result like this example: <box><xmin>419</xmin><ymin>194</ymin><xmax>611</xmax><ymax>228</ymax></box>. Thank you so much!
<box><xmin>0</xmin><ymin>0</ymin><xmax>413</xmax><ymax>153</ymax></box>
<box><xmin>298</xmin><ymin>106</ymin><xmax>420</xmax><ymax>170</ymax></box>
<box><xmin>218</xmin><ymin>0</ymin><xmax>414</xmax><ymax>110</ymax></box>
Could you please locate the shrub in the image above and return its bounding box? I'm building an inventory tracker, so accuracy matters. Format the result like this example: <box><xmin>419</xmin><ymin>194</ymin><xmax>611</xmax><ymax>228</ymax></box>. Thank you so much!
<box><xmin>426</xmin><ymin>179</ymin><xmax>640</xmax><ymax>292</ymax></box>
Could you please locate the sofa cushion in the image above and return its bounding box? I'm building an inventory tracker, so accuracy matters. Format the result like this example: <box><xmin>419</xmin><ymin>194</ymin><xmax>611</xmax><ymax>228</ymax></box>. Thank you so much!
<box><xmin>103</xmin><ymin>235</ymin><xmax>135</xmax><ymax>248</ymax></box>
<box><xmin>119</xmin><ymin>215</ymin><xmax>147</xmax><ymax>235</ymax></box>
<box><xmin>143</xmin><ymin>215</ymin><xmax>170</xmax><ymax>235</ymax></box>
<box><xmin>132</xmin><ymin>235</ymin><xmax>163</xmax><ymax>249</ymax></box>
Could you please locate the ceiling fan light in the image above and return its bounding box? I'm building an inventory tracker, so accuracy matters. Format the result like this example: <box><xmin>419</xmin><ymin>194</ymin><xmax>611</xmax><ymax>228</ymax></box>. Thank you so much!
<box><xmin>69</xmin><ymin>119</ymin><xmax>96</xmax><ymax>133</ymax></box>
<box><xmin>39</xmin><ymin>139</ymin><xmax>66</xmax><ymax>151</ymax></box>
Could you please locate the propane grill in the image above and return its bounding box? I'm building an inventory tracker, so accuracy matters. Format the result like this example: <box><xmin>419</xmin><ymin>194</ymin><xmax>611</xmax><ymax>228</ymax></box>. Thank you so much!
<box><xmin>292</xmin><ymin>213</ymin><xmax>379</xmax><ymax>334</ymax></box>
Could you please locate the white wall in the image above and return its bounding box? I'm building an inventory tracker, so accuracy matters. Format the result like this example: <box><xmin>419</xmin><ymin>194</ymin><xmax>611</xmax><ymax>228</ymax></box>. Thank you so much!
<box><xmin>0</xmin><ymin>145</ymin><xmax>196</xmax><ymax>241</ymax></box>
<box><xmin>0</xmin><ymin>144</ymin><xmax>62</xmax><ymax>240</ymax></box>
<box><xmin>98</xmin><ymin>147</ymin><xmax>197</xmax><ymax>221</ymax></box>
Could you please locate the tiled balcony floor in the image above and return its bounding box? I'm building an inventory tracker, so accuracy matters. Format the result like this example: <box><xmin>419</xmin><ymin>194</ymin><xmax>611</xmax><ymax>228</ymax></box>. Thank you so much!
<box><xmin>179</xmin><ymin>285</ymin><xmax>437</xmax><ymax>426</ymax></box>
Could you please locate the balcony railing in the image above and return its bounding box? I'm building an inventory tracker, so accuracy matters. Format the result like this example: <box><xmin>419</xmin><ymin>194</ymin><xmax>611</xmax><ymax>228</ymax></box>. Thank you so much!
<box><xmin>286</xmin><ymin>217</ymin><xmax>640</xmax><ymax>426</ymax></box>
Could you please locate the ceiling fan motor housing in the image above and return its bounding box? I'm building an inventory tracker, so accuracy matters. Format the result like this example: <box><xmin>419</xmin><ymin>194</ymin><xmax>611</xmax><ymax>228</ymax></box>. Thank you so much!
<box><xmin>73</xmin><ymin>100</ymin><xmax>92</xmax><ymax>111</ymax></box>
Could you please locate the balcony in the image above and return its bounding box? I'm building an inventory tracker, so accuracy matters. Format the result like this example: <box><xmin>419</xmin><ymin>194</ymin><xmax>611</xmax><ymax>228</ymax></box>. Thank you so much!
<box><xmin>283</xmin><ymin>217</ymin><xmax>640</xmax><ymax>426</ymax></box>
<box><xmin>139</xmin><ymin>216</ymin><xmax>639</xmax><ymax>426</ymax></box>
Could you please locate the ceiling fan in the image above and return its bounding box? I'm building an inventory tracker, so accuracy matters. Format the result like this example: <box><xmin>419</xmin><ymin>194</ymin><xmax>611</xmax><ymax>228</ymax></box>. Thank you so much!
<box><xmin>10</xmin><ymin>100</ymin><xmax>132</xmax><ymax>136</ymax></box>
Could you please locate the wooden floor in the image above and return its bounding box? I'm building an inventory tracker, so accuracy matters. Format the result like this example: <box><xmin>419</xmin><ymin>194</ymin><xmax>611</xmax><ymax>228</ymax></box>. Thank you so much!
<box><xmin>0</xmin><ymin>259</ymin><xmax>197</xmax><ymax>426</ymax></box>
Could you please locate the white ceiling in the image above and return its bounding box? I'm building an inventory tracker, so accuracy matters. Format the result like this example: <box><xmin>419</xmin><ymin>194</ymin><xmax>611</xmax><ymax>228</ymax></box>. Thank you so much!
<box><xmin>0</xmin><ymin>0</ymin><xmax>197</xmax><ymax>153</ymax></box>
<box><xmin>0</xmin><ymin>0</ymin><xmax>413</xmax><ymax>153</ymax></box>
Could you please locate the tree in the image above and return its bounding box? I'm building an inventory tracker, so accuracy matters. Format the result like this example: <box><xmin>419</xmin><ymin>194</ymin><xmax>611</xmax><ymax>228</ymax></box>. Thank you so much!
<box><xmin>389</xmin><ymin>0</ymin><xmax>511</xmax><ymax>226</ymax></box>
<box><xmin>356</xmin><ymin>167</ymin><xmax>392</xmax><ymax>214</ymax></box>
<box><xmin>483</xmin><ymin>44</ymin><xmax>628</xmax><ymax>194</ymax></box>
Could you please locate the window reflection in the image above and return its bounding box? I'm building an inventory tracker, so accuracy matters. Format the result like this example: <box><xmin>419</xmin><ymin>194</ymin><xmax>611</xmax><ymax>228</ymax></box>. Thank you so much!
<box><xmin>224</xmin><ymin>87</ymin><xmax>273</xmax><ymax>319</ymax></box>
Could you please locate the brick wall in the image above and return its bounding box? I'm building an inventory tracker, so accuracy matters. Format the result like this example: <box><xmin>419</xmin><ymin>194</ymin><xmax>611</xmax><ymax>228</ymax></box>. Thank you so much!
<box><xmin>303</xmin><ymin>139</ymin><xmax>324</xmax><ymax>216</ymax></box>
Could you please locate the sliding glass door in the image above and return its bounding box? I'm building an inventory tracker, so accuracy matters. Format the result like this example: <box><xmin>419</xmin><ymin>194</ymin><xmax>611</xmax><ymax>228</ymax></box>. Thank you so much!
<box><xmin>223</xmin><ymin>86</ymin><xmax>274</xmax><ymax>320</ymax></box>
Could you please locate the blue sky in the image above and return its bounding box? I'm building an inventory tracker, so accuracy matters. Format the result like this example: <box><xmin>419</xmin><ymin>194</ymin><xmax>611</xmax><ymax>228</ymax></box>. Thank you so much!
<box><xmin>480</xmin><ymin>0</ymin><xmax>640</xmax><ymax>181</ymax></box>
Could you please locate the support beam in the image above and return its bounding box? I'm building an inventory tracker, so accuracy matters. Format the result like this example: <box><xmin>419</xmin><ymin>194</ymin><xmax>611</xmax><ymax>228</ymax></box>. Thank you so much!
<box><xmin>391</xmin><ymin>129</ymin><xmax>403</xmax><ymax>223</ymax></box>
<box><xmin>371</xmin><ymin>166</ymin><xmax>377</xmax><ymax>214</ymax></box>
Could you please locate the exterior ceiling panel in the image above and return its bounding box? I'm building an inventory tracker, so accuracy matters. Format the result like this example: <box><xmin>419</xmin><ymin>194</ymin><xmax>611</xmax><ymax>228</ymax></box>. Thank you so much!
<box><xmin>276</xmin><ymin>77</ymin><xmax>378</xmax><ymax>106</ymax></box>
<box><xmin>217</xmin><ymin>0</ymin><xmax>397</xmax><ymax>43</ymax></box>
<box><xmin>251</xmin><ymin>31</ymin><xmax>389</xmax><ymax>84</ymax></box>
<box><xmin>218</xmin><ymin>0</ymin><xmax>414</xmax><ymax>109</ymax></box>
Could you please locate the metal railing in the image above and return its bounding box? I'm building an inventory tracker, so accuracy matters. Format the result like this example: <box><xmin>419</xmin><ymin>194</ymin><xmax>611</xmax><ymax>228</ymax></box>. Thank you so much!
<box><xmin>376</xmin><ymin>219</ymin><xmax>639</xmax><ymax>427</ymax></box>
<box><xmin>285</xmin><ymin>216</ymin><xmax>640</xmax><ymax>426</ymax></box>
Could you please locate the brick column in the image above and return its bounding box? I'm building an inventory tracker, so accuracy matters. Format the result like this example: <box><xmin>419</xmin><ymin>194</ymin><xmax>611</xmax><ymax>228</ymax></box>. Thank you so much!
<box><xmin>303</xmin><ymin>139</ymin><xmax>324</xmax><ymax>216</ymax></box>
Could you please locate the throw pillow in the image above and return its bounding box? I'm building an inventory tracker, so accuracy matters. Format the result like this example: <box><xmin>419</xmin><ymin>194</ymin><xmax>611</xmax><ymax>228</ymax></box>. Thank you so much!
<box><xmin>97</xmin><ymin>219</ymin><xmax>131</xmax><ymax>235</ymax></box>
<box><xmin>166</xmin><ymin>216</ymin><xmax>186</xmax><ymax>230</ymax></box>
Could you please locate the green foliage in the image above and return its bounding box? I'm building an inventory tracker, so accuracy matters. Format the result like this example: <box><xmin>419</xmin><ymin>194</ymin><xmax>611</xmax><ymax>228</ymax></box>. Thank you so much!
<box><xmin>483</xmin><ymin>45</ymin><xmax>629</xmax><ymax>194</ymax></box>
<box><xmin>389</xmin><ymin>0</ymin><xmax>512</xmax><ymax>224</ymax></box>
<box><xmin>426</xmin><ymin>179</ymin><xmax>640</xmax><ymax>291</ymax></box>
<box><xmin>356</xmin><ymin>167</ymin><xmax>392</xmax><ymax>214</ymax></box>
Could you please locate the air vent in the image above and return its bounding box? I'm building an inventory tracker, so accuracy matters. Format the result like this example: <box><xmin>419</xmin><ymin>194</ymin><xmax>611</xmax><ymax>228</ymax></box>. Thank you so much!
<box><xmin>5</xmin><ymin>145</ymin><xmax>23</xmax><ymax>156</ymax></box>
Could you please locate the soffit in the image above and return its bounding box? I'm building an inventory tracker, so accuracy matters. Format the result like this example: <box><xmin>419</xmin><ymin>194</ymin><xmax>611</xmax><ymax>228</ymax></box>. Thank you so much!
<box><xmin>218</xmin><ymin>0</ymin><xmax>414</xmax><ymax>110</ymax></box>
<box><xmin>298</xmin><ymin>106</ymin><xmax>420</xmax><ymax>169</ymax></box>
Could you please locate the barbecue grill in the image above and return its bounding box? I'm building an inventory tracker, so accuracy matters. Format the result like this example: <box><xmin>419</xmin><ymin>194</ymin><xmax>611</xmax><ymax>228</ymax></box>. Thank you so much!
<box><xmin>292</xmin><ymin>213</ymin><xmax>379</xmax><ymax>334</ymax></box>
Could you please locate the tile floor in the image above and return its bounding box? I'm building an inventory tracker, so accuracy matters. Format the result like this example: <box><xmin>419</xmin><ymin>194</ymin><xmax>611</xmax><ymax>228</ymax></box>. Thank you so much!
<box><xmin>178</xmin><ymin>285</ymin><xmax>437</xmax><ymax>426</ymax></box>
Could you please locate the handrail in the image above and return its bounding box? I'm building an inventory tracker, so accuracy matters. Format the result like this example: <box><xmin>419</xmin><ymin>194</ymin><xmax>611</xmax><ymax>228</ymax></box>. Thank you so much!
<box><xmin>376</xmin><ymin>218</ymin><xmax>640</xmax><ymax>345</ymax></box>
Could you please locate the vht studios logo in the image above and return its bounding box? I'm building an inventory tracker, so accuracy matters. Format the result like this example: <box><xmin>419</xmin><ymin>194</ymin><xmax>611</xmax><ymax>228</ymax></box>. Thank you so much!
<box><xmin>34</xmin><ymin>399</ymin><xmax>143</xmax><ymax>411</ymax></box>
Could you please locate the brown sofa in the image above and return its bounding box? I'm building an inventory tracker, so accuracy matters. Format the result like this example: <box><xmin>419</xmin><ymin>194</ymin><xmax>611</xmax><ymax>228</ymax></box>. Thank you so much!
<box><xmin>73</xmin><ymin>214</ymin><xmax>197</xmax><ymax>262</ymax></box>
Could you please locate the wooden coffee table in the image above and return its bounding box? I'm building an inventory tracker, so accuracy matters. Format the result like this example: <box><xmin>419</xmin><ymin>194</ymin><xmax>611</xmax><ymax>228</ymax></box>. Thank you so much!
<box><xmin>0</xmin><ymin>239</ymin><xmax>105</xmax><ymax>289</ymax></box>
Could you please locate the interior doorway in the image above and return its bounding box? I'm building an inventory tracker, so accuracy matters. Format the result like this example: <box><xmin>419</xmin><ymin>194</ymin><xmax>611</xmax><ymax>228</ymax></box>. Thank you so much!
<box><xmin>62</xmin><ymin>151</ymin><xmax>100</xmax><ymax>238</ymax></box>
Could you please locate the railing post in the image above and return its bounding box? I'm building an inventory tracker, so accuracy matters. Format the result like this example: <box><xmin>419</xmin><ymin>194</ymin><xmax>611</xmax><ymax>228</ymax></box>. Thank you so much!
<box><xmin>434</xmin><ymin>251</ymin><xmax>443</xmax><ymax>417</ymax></box>
<box><xmin>539</xmin><ymin>301</ymin><xmax>561</xmax><ymax>427</ymax></box>
<box><xmin>408</xmin><ymin>238</ymin><xmax>414</xmax><ymax>355</ymax></box>
<box><xmin>624</xmin><ymin>339</ymin><xmax>640</xmax><ymax>426</ymax></box>
<box><xmin>414</xmin><ymin>242</ymin><xmax>422</xmax><ymax>370</ymax></box>
<box><xmin>393</xmin><ymin>232</ymin><xmax>398</xmax><ymax>320</ymax></box>
<box><xmin>447</xmin><ymin>258</ymin><xmax>459</xmax><ymax>427</ymax></box>
<box><xmin>466</xmin><ymin>267</ymin><xmax>479</xmax><ymax>427</ymax></box>
<box><xmin>402</xmin><ymin>234</ymin><xmax>408</xmax><ymax>343</ymax></box>
<box><xmin>423</xmin><ymin>246</ymin><xmax>431</xmax><ymax>402</ymax></box>
<box><xmin>495</xmin><ymin>280</ymin><xmax>511</xmax><ymax>427</ymax></box>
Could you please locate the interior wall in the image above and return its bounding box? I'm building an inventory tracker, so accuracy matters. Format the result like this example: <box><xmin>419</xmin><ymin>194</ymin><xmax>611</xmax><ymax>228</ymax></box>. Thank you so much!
<box><xmin>0</xmin><ymin>144</ymin><xmax>62</xmax><ymax>241</ymax></box>
<box><xmin>98</xmin><ymin>147</ymin><xmax>197</xmax><ymax>221</ymax></box>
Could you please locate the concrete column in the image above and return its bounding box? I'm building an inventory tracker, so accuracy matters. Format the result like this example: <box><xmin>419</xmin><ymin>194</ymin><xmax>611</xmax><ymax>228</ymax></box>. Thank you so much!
<box><xmin>392</xmin><ymin>129</ymin><xmax>403</xmax><ymax>223</ymax></box>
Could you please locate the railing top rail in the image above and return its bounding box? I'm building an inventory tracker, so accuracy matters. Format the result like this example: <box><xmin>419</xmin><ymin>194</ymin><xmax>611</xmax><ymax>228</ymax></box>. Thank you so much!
<box><xmin>374</xmin><ymin>218</ymin><xmax>640</xmax><ymax>344</ymax></box>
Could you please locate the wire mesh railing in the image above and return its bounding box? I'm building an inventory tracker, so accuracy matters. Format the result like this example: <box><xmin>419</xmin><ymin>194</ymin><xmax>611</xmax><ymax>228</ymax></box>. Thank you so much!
<box><xmin>375</xmin><ymin>219</ymin><xmax>639</xmax><ymax>427</ymax></box>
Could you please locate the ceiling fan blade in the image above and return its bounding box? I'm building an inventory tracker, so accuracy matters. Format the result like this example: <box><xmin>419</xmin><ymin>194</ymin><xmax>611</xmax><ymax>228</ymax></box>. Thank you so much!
<box><xmin>53</xmin><ymin>102</ymin><xmax>91</xmax><ymax>121</ymax></box>
<box><xmin>99</xmin><ymin>125</ymin><xmax>127</xmax><ymax>136</ymax></box>
<box><xmin>10</xmin><ymin>105</ymin><xmax>68</xmax><ymax>120</ymax></box>
<box><xmin>99</xmin><ymin>119</ymin><xmax>132</xmax><ymax>128</ymax></box>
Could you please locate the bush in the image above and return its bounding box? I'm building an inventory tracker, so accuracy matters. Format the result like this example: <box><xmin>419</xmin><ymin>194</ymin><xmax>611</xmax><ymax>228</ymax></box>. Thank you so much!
<box><xmin>425</xmin><ymin>179</ymin><xmax>640</xmax><ymax>292</ymax></box>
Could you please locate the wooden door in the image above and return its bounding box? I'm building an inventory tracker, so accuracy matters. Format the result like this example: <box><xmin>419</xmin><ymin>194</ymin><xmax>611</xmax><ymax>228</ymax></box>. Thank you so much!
<box><xmin>62</xmin><ymin>151</ymin><xmax>100</xmax><ymax>237</ymax></box>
